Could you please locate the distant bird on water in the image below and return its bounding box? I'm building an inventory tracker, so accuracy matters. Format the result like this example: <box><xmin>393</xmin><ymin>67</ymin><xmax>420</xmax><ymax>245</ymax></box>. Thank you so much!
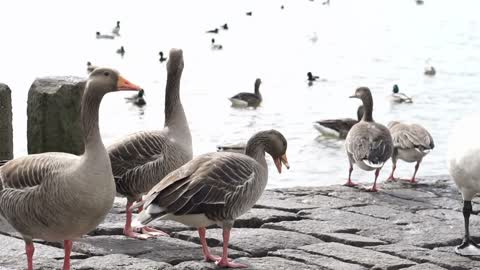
<box><xmin>221</xmin><ymin>23</ymin><xmax>229</xmax><ymax>30</ymax></box>
<box><xmin>229</xmin><ymin>78</ymin><xmax>262</xmax><ymax>107</ymax></box>
<box><xmin>125</xmin><ymin>89</ymin><xmax>146</xmax><ymax>107</ymax></box>
<box><xmin>424</xmin><ymin>59</ymin><xmax>436</xmax><ymax>76</ymax></box>
<box><xmin>159</xmin><ymin>51</ymin><xmax>167</xmax><ymax>63</ymax></box>
<box><xmin>246</xmin><ymin>11</ymin><xmax>253</xmax><ymax>16</ymax></box>
<box><xmin>206</xmin><ymin>28</ymin><xmax>219</xmax><ymax>34</ymax></box>
<box><xmin>345</xmin><ymin>87</ymin><xmax>393</xmax><ymax>192</ymax></box>
<box><xmin>387</xmin><ymin>121</ymin><xmax>434</xmax><ymax>183</ymax></box>
<box><xmin>211</xmin><ymin>38</ymin><xmax>223</xmax><ymax>50</ymax></box>
<box><xmin>307</xmin><ymin>72</ymin><xmax>320</xmax><ymax>85</ymax></box>
<box><xmin>390</xmin><ymin>84</ymin><xmax>413</xmax><ymax>103</ymax></box>
<box><xmin>116</xmin><ymin>46</ymin><xmax>125</xmax><ymax>57</ymax></box>
<box><xmin>313</xmin><ymin>105</ymin><xmax>364</xmax><ymax>139</ymax></box>
<box><xmin>86</xmin><ymin>61</ymin><xmax>97</xmax><ymax>74</ymax></box>
<box><xmin>131</xmin><ymin>129</ymin><xmax>289</xmax><ymax>268</ymax></box>
<box><xmin>96</xmin><ymin>31</ymin><xmax>115</xmax><ymax>39</ymax></box>
<box><xmin>112</xmin><ymin>21</ymin><xmax>120</xmax><ymax>36</ymax></box>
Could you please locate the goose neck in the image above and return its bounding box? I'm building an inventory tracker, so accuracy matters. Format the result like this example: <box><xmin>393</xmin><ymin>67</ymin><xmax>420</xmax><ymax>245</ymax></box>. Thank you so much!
<box><xmin>81</xmin><ymin>90</ymin><xmax>105</xmax><ymax>153</ymax></box>
<box><xmin>360</xmin><ymin>95</ymin><xmax>374</xmax><ymax>122</ymax></box>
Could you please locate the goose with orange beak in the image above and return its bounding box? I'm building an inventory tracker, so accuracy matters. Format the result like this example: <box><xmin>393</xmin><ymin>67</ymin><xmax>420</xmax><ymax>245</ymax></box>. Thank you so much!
<box><xmin>131</xmin><ymin>129</ymin><xmax>289</xmax><ymax>268</ymax></box>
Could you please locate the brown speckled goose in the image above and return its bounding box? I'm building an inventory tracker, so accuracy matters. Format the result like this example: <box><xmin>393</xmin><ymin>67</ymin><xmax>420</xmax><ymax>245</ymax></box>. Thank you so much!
<box><xmin>107</xmin><ymin>49</ymin><xmax>192</xmax><ymax>239</ymax></box>
<box><xmin>387</xmin><ymin>121</ymin><xmax>434</xmax><ymax>183</ymax></box>
<box><xmin>313</xmin><ymin>105</ymin><xmax>364</xmax><ymax>139</ymax></box>
<box><xmin>132</xmin><ymin>130</ymin><xmax>289</xmax><ymax>268</ymax></box>
<box><xmin>345</xmin><ymin>87</ymin><xmax>393</xmax><ymax>192</ymax></box>
<box><xmin>0</xmin><ymin>68</ymin><xmax>141</xmax><ymax>270</ymax></box>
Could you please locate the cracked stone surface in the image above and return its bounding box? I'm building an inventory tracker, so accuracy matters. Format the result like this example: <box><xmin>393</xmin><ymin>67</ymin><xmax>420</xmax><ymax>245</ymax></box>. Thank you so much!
<box><xmin>0</xmin><ymin>176</ymin><xmax>477</xmax><ymax>269</ymax></box>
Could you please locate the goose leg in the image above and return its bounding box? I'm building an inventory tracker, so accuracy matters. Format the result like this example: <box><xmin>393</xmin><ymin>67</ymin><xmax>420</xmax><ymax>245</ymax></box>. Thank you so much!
<box><xmin>387</xmin><ymin>158</ymin><xmax>397</xmax><ymax>181</ymax></box>
<box><xmin>367</xmin><ymin>168</ymin><xmax>381</xmax><ymax>192</ymax></box>
<box><xmin>63</xmin><ymin>240</ymin><xmax>72</xmax><ymax>270</ymax></box>
<box><xmin>410</xmin><ymin>160</ymin><xmax>421</xmax><ymax>183</ymax></box>
<box><xmin>25</xmin><ymin>241</ymin><xmax>34</xmax><ymax>270</ymax></box>
<box><xmin>216</xmin><ymin>228</ymin><xmax>247</xmax><ymax>268</ymax></box>
<box><xmin>198</xmin><ymin>227</ymin><xmax>221</xmax><ymax>262</ymax></box>
<box><xmin>344</xmin><ymin>164</ymin><xmax>357</xmax><ymax>187</ymax></box>
<box><xmin>123</xmin><ymin>201</ymin><xmax>153</xmax><ymax>239</ymax></box>
<box><xmin>456</xmin><ymin>200</ymin><xmax>480</xmax><ymax>256</ymax></box>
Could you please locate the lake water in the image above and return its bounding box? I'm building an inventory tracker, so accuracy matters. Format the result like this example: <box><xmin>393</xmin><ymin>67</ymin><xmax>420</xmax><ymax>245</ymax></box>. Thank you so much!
<box><xmin>1</xmin><ymin>0</ymin><xmax>479</xmax><ymax>188</ymax></box>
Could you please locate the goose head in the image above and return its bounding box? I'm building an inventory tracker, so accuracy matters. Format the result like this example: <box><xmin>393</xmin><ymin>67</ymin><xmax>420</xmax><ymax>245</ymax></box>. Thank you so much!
<box><xmin>349</xmin><ymin>87</ymin><xmax>372</xmax><ymax>101</ymax></box>
<box><xmin>254</xmin><ymin>78</ymin><xmax>262</xmax><ymax>88</ymax></box>
<box><xmin>87</xmin><ymin>68</ymin><xmax>141</xmax><ymax>96</ymax></box>
<box><xmin>116</xmin><ymin>21</ymin><xmax>120</xmax><ymax>27</ymax></box>
<box><xmin>159</xmin><ymin>51</ymin><xmax>164</xmax><ymax>57</ymax></box>
<box><xmin>247</xmin><ymin>130</ymin><xmax>290</xmax><ymax>173</ymax></box>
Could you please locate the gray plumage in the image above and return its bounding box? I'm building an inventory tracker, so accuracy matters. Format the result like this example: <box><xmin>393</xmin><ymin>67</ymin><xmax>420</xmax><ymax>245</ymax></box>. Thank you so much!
<box><xmin>314</xmin><ymin>105</ymin><xmax>364</xmax><ymax>139</ymax></box>
<box><xmin>345</xmin><ymin>87</ymin><xmax>393</xmax><ymax>191</ymax></box>
<box><xmin>387</xmin><ymin>121</ymin><xmax>434</xmax><ymax>182</ymax></box>
<box><xmin>0</xmin><ymin>68</ymin><xmax>140</xmax><ymax>269</ymax></box>
<box><xmin>107</xmin><ymin>49</ymin><xmax>192</xmax><ymax>238</ymax></box>
<box><xmin>229</xmin><ymin>78</ymin><xmax>262</xmax><ymax>107</ymax></box>
<box><xmin>133</xmin><ymin>129</ymin><xmax>289</xmax><ymax>227</ymax></box>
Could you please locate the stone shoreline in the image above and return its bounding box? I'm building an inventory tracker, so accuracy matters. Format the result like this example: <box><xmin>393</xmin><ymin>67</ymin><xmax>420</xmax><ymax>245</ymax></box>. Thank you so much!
<box><xmin>1</xmin><ymin>175</ymin><xmax>479</xmax><ymax>269</ymax></box>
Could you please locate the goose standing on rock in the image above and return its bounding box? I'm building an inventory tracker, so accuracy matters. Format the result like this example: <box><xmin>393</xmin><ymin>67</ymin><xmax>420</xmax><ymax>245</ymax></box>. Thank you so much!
<box><xmin>107</xmin><ymin>49</ymin><xmax>192</xmax><ymax>239</ymax></box>
<box><xmin>313</xmin><ymin>105</ymin><xmax>364</xmax><ymax>139</ymax></box>
<box><xmin>387</xmin><ymin>121</ymin><xmax>434</xmax><ymax>183</ymax></box>
<box><xmin>229</xmin><ymin>78</ymin><xmax>262</xmax><ymax>108</ymax></box>
<box><xmin>448</xmin><ymin>114</ymin><xmax>480</xmax><ymax>256</ymax></box>
<box><xmin>0</xmin><ymin>68</ymin><xmax>141</xmax><ymax>270</ymax></box>
<box><xmin>132</xmin><ymin>130</ymin><xmax>290</xmax><ymax>268</ymax></box>
<box><xmin>345</xmin><ymin>87</ymin><xmax>393</xmax><ymax>191</ymax></box>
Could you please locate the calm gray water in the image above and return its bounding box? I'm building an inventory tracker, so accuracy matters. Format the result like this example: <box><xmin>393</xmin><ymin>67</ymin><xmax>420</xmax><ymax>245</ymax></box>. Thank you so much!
<box><xmin>1</xmin><ymin>0</ymin><xmax>479</xmax><ymax>188</ymax></box>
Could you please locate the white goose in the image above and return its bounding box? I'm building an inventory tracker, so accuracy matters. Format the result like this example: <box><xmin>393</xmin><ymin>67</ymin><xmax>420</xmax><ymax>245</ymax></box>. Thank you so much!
<box><xmin>0</xmin><ymin>68</ymin><xmax>141</xmax><ymax>270</ymax></box>
<box><xmin>132</xmin><ymin>130</ymin><xmax>289</xmax><ymax>268</ymax></box>
<box><xmin>108</xmin><ymin>49</ymin><xmax>192</xmax><ymax>239</ymax></box>
<box><xmin>448</xmin><ymin>114</ymin><xmax>480</xmax><ymax>256</ymax></box>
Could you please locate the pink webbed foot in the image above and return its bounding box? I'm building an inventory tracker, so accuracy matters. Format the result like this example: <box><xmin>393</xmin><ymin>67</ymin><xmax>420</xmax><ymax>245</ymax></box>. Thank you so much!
<box><xmin>141</xmin><ymin>226</ymin><xmax>169</xmax><ymax>237</ymax></box>
<box><xmin>204</xmin><ymin>254</ymin><xmax>222</xmax><ymax>262</ymax></box>
<box><xmin>366</xmin><ymin>186</ymin><xmax>379</xmax><ymax>192</ymax></box>
<box><xmin>124</xmin><ymin>228</ymin><xmax>154</xmax><ymax>240</ymax></box>
<box><xmin>386</xmin><ymin>176</ymin><xmax>397</xmax><ymax>182</ymax></box>
<box><xmin>344</xmin><ymin>180</ymin><xmax>358</xmax><ymax>187</ymax></box>
<box><xmin>216</xmin><ymin>258</ymin><xmax>248</xmax><ymax>268</ymax></box>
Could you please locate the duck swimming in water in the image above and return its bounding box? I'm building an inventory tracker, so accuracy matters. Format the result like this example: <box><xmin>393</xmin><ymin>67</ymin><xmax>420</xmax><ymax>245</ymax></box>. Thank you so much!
<box><xmin>390</xmin><ymin>84</ymin><xmax>412</xmax><ymax>103</ymax></box>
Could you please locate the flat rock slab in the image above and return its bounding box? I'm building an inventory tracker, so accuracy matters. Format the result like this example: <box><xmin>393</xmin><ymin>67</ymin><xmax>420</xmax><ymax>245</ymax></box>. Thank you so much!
<box><xmin>270</xmin><ymin>249</ymin><xmax>367</xmax><ymax>270</ymax></box>
<box><xmin>233</xmin><ymin>208</ymin><xmax>300</xmax><ymax>228</ymax></box>
<box><xmin>318</xmin><ymin>233</ymin><xmax>386</xmax><ymax>247</ymax></box>
<box><xmin>174</xmin><ymin>228</ymin><xmax>321</xmax><ymax>256</ymax></box>
<box><xmin>74</xmin><ymin>235</ymin><xmax>246</xmax><ymax>265</ymax></box>
<box><xmin>0</xmin><ymin>256</ymin><xmax>58</xmax><ymax>270</ymax></box>
<box><xmin>254</xmin><ymin>190</ymin><xmax>318</xmax><ymax>212</ymax></box>
<box><xmin>281</xmin><ymin>193</ymin><xmax>366</xmax><ymax>210</ymax></box>
<box><xmin>233</xmin><ymin>256</ymin><xmax>319</xmax><ymax>270</ymax></box>
<box><xmin>401</xmin><ymin>263</ymin><xmax>448</xmax><ymax>270</ymax></box>
<box><xmin>168</xmin><ymin>261</ymin><xmax>217</xmax><ymax>270</ymax></box>
<box><xmin>299</xmin><ymin>242</ymin><xmax>416</xmax><ymax>269</ymax></box>
<box><xmin>342</xmin><ymin>205</ymin><xmax>432</xmax><ymax>225</ymax></box>
<box><xmin>369</xmin><ymin>244</ymin><xmax>480</xmax><ymax>270</ymax></box>
<box><xmin>72</xmin><ymin>254</ymin><xmax>171</xmax><ymax>269</ymax></box>
<box><xmin>262</xmin><ymin>219</ymin><xmax>360</xmax><ymax>235</ymax></box>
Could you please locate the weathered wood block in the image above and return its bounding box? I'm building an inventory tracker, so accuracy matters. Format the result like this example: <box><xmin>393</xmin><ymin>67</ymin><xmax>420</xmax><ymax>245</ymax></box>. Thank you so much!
<box><xmin>0</xmin><ymin>83</ymin><xmax>13</xmax><ymax>160</ymax></box>
<box><xmin>27</xmin><ymin>76</ymin><xmax>86</xmax><ymax>155</ymax></box>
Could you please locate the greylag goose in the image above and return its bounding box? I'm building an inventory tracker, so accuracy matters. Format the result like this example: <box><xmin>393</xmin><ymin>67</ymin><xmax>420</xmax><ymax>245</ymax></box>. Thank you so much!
<box><xmin>125</xmin><ymin>89</ymin><xmax>146</xmax><ymax>107</ymax></box>
<box><xmin>448</xmin><ymin>114</ymin><xmax>480</xmax><ymax>256</ymax></box>
<box><xmin>228</xmin><ymin>78</ymin><xmax>262</xmax><ymax>107</ymax></box>
<box><xmin>132</xmin><ymin>130</ymin><xmax>289</xmax><ymax>268</ymax></box>
<box><xmin>112</xmin><ymin>21</ymin><xmax>120</xmax><ymax>36</ymax></box>
<box><xmin>313</xmin><ymin>105</ymin><xmax>364</xmax><ymax>139</ymax></box>
<box><xmin>387</xmin><ymin>121</ymin><xmax>434</xmax><ymax>183</ymax></box>
<box><xmin>390</xmin><ymin>84</ymin><xmax>413</xmax><ymax>103</ymax></box>
<box><xmin>86</xmin><ymin>61</ymin><xmax>97</xmax><ymax>74</ymax></box>
<box><xmin>0</xmin><ymin>68</ymin><xmax>141</xmax><ymax>270</ymax></box>
<box><xmin>211</xmin><ymin>38</ymin><xmax>223</xmax><ymax>50</ymax></box>
<box><xmin>107</xmin><ymin>49</ymin><xmax>192</xmax><ymax>239</ymax></box>
<box><xmin>96</xmin><ymin>32</ymin><xmax>115</xmax><ymax>39</ymax></box>
<box><xmin>345</xmin><ymin>87</ymin><xmax>393</xmax><ymax>191</ymax></box>
<box><xmin>116</xmin><ymin>46</ymin><xmax>125</xmax><ymax>57</ymax></box>
<box><xmin>159</xmin><ymin>51</ymin><xmax>167</xmax><ymax>63</ymax></box>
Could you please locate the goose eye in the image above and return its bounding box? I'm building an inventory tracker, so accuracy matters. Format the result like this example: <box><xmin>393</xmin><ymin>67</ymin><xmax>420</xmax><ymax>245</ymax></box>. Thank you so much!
<box><xmin>103</xmin><ymin>72</ymin><xmax>110</xmax><ymax>77</ymax></box>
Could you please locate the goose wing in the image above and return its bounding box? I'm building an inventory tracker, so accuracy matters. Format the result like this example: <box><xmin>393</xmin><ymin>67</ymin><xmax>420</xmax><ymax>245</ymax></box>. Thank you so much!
<box><xmin>346</xmin><ymin>122</ymin><xmax>393</xmax><ymax>164</ymax></box>
<box><xmin>139</xmin><ymin>152</ymin><xmax>258</xmax><ymax>218</ymax></box>
<box><xmin>391</xmin><ymin>123</ymin><xmax>434</xmax><ymax>150</ymax></box>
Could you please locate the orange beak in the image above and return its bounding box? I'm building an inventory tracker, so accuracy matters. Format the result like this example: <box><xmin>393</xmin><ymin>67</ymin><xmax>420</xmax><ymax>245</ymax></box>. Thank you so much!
<box><xmin>117</xmin><ymin>75</ymin><xmax>142</xmax><ymax>91</ymax></box>
<box><xmin>273</xmin><ymin>154</ymin><xmax>290</xmax><ymax>174</ymax></box>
